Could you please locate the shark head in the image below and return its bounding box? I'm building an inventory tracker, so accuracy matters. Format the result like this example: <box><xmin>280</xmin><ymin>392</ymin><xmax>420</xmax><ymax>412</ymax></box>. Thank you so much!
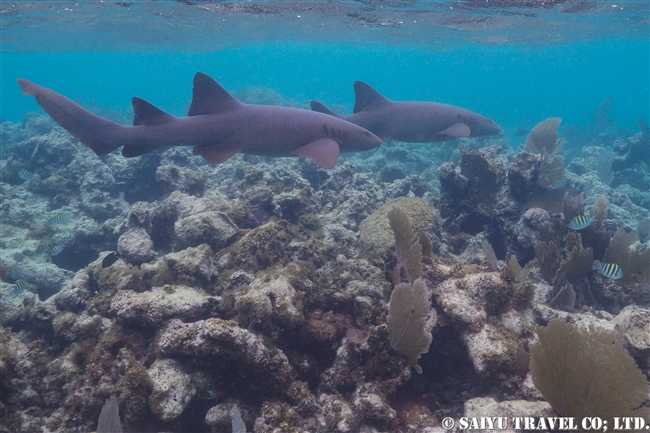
<box><xmin>346</xmin><ymin>126</ymin><xmax>384</xmax><ymax>152</ymax></box>
<box><xmin>322</xmin><ymin>119</ymin><xmax>383</xmax><ymax>153</ymax></box>
<box><xmin>465</xmin><ymin>113</ymin><xmax>501</xmax><ymax>137</ymax></box>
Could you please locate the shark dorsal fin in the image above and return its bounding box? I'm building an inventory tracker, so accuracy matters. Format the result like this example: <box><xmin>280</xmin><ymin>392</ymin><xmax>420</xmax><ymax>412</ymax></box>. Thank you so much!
<box><xmin>353</xmin><ymin>81</ymin><xmax>390</xmax><ymax>114</ymax></box>
<box><xmin>188</xmin><ymin>72</ymin><xmax>241</xmax><ymax>116</ymax></box>
<box><xmin>310</xmin><ymin>101</ymin><xmax>342</xmax><ymax>118</ymax></box>
<box><xmin>132</xmin><ymin>97</ymin><xmax>174</xmax><ymax>126</ymax></box>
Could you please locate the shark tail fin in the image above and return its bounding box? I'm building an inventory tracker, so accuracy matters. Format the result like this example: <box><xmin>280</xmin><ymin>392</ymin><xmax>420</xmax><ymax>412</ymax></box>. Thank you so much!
<box><xmin>353</xmin><ymin>81</ymin><xmax>390</xmax><ymax>114</ymax></box>
<box><xmin>310</xmin><ymin>101</ymin><xmax>342</xmax><ymax>118</ymax></box>
<box><xmin>17</xmin><ymin>78</ymin><xmax>124</xmax><ymax>157</ymax></box>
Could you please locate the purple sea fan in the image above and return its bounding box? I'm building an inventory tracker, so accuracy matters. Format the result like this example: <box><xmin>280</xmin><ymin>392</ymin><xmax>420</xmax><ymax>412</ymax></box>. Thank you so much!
<box><xmin>387</xmin><ymin>278</ymin><xmax>433</xmax><ymax>374</ymax></box>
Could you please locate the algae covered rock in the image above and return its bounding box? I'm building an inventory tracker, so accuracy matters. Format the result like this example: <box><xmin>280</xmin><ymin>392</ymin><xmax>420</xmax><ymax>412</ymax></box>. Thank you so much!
<box><xmin>0</xmin><ymin>282</ymin><xmax>38</xmax><ymax>326</ymax></box>
<box><xmin>173</xmin><ymin>211</ymin><xmax>238</xmax><ymax>252</ymax></box>
<box><xmin>360</xmin><ymin>197</ymin><xmax>437</xmax><ymax>261</ymax></box>
<box><xmin>151</xmin><ymin>244</ymin><xmax>219</xmax><ymax>287</ymax></box>
<box><xmin>462</xmin><ymin>323</ymin><xmax>517</xmax><ymax>377</ymax></box>
<box><xmin>148</xmin><ymin>358</ymin><xmax>196</xmax><ymax>422</ymax></box>
<box><xmin>235</xmin><ymin>275</ymin><xmax>304</xmax><ymax>329</ymax></box>
<box><xmin>156</xmin><ymin>318</ymin><xmax>294</xmax><ymax>394</ymax></box>
<box><xmin>111</xmin><ymin>285</ymin><xmax>220</xmax><ymax>326</ymax></box>
<box><xmin>614</xmin><ymin>305</ymin><xmax>650</xmax><ymax>368</ymax></box>
<box><xmin>464</xmin><ymin>397</ymin><xmax>553</xmax><ymax>433</ymax></box>
<box><xmin>117</xmin><ymin>227</ymin><xmax>156</xmax><ymax>265</ymax></box>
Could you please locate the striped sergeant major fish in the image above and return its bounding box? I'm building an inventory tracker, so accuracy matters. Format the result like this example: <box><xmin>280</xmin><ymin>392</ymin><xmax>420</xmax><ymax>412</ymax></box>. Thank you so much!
<box><xmin>594</xmin><ymin>261</ymin><xmax>624</xmax><ymax>280</ymax></box>
<box><xmin>50</xmin><ymin>214</ymin><xmax>68</xmax><ymax>224</ymax></box>
<box><xmin>568</xmin><ymin>215</ymin><xmax>597</xmax><ymax>230</ymax></box>
<box><xmin>18</xmin><ymin>169</ymin><xmax>34</xmax><ymax>180</ymax></box>
<box><xmin>50</xmin><ymin>244</ymin><xmax>64</xmax><ymax>256</ymax></box>
<box><xmin>13</xmin><ymin>279</ymin><xmax>27</xmax><ymax>296</ymax></box>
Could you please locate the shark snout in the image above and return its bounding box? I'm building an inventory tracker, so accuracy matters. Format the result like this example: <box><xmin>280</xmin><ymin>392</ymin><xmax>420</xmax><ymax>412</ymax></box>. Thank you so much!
<box><xmin>354</xmin><ymin>129</ymin><xmax>383</xmax><ymax>150</ymax></box>
<box><xmin>475</xmin><ymin>118</ymin><xmax>501</xmax><ymax>136</ymax></box>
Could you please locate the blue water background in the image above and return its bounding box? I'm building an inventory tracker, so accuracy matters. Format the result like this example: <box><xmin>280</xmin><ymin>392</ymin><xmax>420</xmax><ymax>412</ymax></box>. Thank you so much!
<box><xmin>2</xmin><ymin>38</ymin><xmax>648</xmax><ymax>133</ymax></box>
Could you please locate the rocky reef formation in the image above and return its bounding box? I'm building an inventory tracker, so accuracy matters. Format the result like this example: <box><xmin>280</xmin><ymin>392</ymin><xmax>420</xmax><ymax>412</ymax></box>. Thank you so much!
<box><xmin>0</xmin><ymin>115</ymin><xmax>648</xmax><ymax>432</ymax></box>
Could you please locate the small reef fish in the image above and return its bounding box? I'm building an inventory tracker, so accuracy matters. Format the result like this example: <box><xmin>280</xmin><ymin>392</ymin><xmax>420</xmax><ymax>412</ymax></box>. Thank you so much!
<box><xmin>12</xmin><ymin>279</ymin><xmax>27</xmax><ymax>296</ymax></box>
<box><xmin>17</xmin><ymin>73</ymin><xmax>382</xmax><ymax>169</ymax></box>
<box><xmin>18</xmin><ymin>169</ymin><xmax>34</xmax><ymax>180</ymax></box>
<box><xmin>361</xmin><ymin>147</ymin><xmax>380</xmax><ymax>158</ymax></box>
<box><xmin>568</xmin><ymin>215</ymin><xmax>596</xmax><ymax>230</ymax></box>
<box><xmin>596</xmin><ymin>262</ymin><xmax>624</xmax><ymax>279</ymax></box>
<box><xmin>515</xmin><ymin>128</ymin><xmax>530</xmax><ymax>137</ymax></box>
<box><xmin>101</xmin><ymin>251</ymin><xmax>120</xmax><ymax>268</ymax></box>
<box><xmin>35</xmin><ymin>244</ymin><xmax>49</xmax><ymax>255</ymax></box>
<box><xmin>311</xmin><ymin>81</ymin><xmax>501</xmax><ymax>142</ymax></box>
<box><xmin>50</xmin><ymin>244</ymin><xmax>64</xmax><ymax>256</ymax></box>
<box><xmin>13</xmin><ymin>252</ymin><xmax>25</xmax><ymax>262</ymax></box>
<box><xmin>49</xmin><ymin>214</ymin><xmax>67</xmax><ymax>224</ymax></box>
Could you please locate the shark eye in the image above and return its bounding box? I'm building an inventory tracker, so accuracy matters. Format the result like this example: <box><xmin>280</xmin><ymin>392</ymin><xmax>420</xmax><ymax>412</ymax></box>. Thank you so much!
<box><xmin>364</xmin><ymin>131</ymin><xmax>370</xmax><ymax>136</ymax></box>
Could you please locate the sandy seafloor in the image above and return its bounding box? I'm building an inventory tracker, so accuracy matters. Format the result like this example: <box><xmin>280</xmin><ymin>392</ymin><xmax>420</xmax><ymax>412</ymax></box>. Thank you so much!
<box><xmin>1</xmin><ymin>1</ymin><xmax>650</xmax><ymax>433</ymax></box>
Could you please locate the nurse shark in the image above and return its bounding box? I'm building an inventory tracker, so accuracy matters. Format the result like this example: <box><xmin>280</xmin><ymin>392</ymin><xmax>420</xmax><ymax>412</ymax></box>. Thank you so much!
<box><xmin>16</xmin><ymin>72</ymin><xmax>382</xmax><ymax>169</ymax></box>
<box><xmin>311</xmin><ymin>81</ymin><xmax>501</xmax><ymax>142</ymax></box>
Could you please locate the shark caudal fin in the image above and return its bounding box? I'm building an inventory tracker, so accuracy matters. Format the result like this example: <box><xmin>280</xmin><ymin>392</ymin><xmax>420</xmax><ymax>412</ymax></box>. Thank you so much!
<box><xmin>309</xmin><ymin>101</ymin><xmax>342</xmax><ymax>118</ymax></box>
<box><xmin>353</xmin><ymin>81</ymin><xmax>391</xmax><ymax>114</ymax></box>
<box><xmin>16</xmin><ymin>78</ymin><xmax>125</xmax><ymax>157</ymax></box>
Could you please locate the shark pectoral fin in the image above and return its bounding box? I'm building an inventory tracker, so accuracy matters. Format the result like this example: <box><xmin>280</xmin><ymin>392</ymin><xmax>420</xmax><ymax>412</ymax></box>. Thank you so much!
<box><xmin>437</xmin><ymin>123</ymin><xmax>471</xmax><ymax>138</ymax></box>
<box><xmin>291</xmin><ymin>138</ymin><xmax>340</xmax><ymax>169</ymax></box>
<box><xmin>193</xmin><ymin>145</ymin><xmax>241</xmax><ymax>164</ymax></box>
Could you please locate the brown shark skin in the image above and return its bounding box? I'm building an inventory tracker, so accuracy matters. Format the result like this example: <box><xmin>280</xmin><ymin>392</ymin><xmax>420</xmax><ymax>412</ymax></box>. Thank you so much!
<box><xmin>311</xmin><ymin>81</ymin><xmax>501</xmax><ymax>142</ymax></box>
<box><xmin>16</xmin><ymin>74</ymin><xmax>382</xmax><ymax>168</ymax></box>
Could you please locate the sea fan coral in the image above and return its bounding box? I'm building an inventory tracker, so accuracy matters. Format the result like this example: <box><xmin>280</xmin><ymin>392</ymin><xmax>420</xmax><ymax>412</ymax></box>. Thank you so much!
<box><xmin>526</xmin><ymin>118</ymin><xmax>563</xmax><ymax>155</ymax></box>
<box><xmin>387</xmin><ymin>278</ymin><xmax>433</xmax><ymax>374</ymax></box>
<box><xmin>530</xmin><ymin>319</ymin><xmax>649</xmax><ymax>426</ymax></box>
<box><xmin>388</xmin><ymin>207</ymin><xmax>422</xmax><ymax>284</ymax></box>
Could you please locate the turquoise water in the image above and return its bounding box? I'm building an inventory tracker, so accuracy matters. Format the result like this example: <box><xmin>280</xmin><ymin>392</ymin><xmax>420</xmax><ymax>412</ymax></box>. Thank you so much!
<box><xmin>2</xmin><ymin>39</ymin><xmax>648</xmax><ymax>132</ymax></box>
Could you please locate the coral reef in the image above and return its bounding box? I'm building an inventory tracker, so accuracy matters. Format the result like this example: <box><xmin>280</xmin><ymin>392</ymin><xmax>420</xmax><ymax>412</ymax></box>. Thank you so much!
<box><xmin>1</xmin><ymin>113</ymin><xmax>649</xmax><ymax>433</ymax></box>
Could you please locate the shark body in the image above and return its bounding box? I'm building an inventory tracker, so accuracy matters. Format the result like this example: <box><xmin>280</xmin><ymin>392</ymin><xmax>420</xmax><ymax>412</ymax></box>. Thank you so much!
<box><xmin>16</xmin><ymin>73</ymin><xmax>382</xmax><ymax>169</ymax></box>
<box><xmin>311</xmin><ymin>81</ymin><xmax>501</xmax><ymax>143</ymax></box>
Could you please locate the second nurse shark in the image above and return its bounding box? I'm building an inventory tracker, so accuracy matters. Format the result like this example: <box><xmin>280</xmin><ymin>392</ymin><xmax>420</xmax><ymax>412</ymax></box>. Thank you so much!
<box><xmin>17</xmin><ymin>72</ymin><xmax>500</xmax><ymax>169</ymax></box>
